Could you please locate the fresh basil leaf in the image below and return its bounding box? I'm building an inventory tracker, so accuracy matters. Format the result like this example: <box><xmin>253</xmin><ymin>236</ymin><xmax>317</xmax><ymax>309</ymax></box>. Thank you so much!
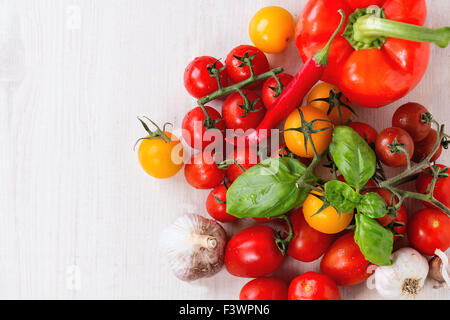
<box><xmin>357</xmin><ymin>192</ymin><xmax>388</xmax><ymax>218</ymax></box>
<box><xmin>324</xmin><ymin>180</ymin><xmax>361</xmax><ymax>213</ymax></box>
<box><xmin>226</xmin><ymin>157</ymin><xmax>318</xmax><ymax>219</ymax></box>
<box><xmin>354</xmin><ymin>214</ymin><xmax>393</xmax><ymax>266</ymax></box>
<box><xmin>329</xmin><ymin>126</ymin><xmax>376</xmax><ymax>191</ymax></box>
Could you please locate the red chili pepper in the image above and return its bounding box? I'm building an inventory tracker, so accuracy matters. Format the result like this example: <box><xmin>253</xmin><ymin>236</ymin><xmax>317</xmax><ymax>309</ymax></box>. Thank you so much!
<box><xmin>229</xmin><ymin>10</ymin><xmax>346</xmax><ymax>146</ymax></box>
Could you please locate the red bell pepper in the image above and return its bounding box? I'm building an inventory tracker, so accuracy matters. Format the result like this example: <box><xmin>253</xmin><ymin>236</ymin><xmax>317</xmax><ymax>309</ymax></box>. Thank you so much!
<box><xmin>239</xmin><ymin>10</ymin><xmax>346</xmax><ymax>146</ymax></box>
<box><xmin>296</xmin><ymin>0</ymin><xmax>449</xmax><ymax>108</ymax></box>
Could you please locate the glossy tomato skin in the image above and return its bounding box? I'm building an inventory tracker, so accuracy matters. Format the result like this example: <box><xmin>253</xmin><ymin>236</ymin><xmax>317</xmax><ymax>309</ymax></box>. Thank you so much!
<box><xmin>295</xmin><ymin>0</ymin><xmax>429</xmax><ymax>108</ymax></box>
<box><xmin>407</xmin><ymin>208</ymin><xmax>450</xmax><ymax>256</ymax></box>
<box><xmin>138</xmin><ymin>132</ymin><xmax>184</xmax><ymax>179</ymax></box>
<box><xmin>288</xmin><ymin>272</ymin><xmax>340</xmax><ymax>300</ymax></box>
<box><xmin>225</xmin><ymin>225</ymin><xmax>284</xmax><ymax>278</ymax></box>
<box><xmin>249</xmin><ymin>6</ymin><xmax>295</xmax><ymax>54</ymax></box>
<box><xmin>240</xmin><ymin>277</ymin><xmax>288</xmax><ymax>300</ymax></box>
<box><xmin>287</xmin><ymin>208</ymin><xmax>334</xmax><ymax>262</ymax></box>
<box><xmin>348</xmin><ymin>122</ymin><xmax>378</xmax><ymax>145</ymax></box>
<box><xmin>307</xmin><ymin>82</ymin><xmax>354</xmax><ymax>126</ymax></box>
<box><xmin>375</xmin><ymin>127</ymin><xmax>414</xmax><ymax>167</ymax></box>
<box><xmin>225</xmin><ymin>147</ymin><xmax>259</xmax><ymax>183</ymax></box>
<box><xmin>225</xmin><ymin>45</ymin><xmax>270</xmax><ymax>88</ymax></box>
<box><xmin>362</xmin><ymin>188</ymin><xmax>408</xmax><ymax>241</ymax></box>
<box><xmin>184</xmin><ymin>56</ymin><xmax>228</xmax><ymax>99</ymax></box>
<box><xmin>412</xmin><ymin>129</ymin><xmax>442</xmax><ymax>163</ymax></box>
<box><xmin>284</xmin><ymin>106</ymin><xmax>333</xmax><ymax>158</ymax></box>
<box><xmin>206</xmin><ymin>184</ymin><xmax>238</xmax><ymax>223</ymax></box>
<box><xmin>416</xmin><ymin>164</ymin><xmax>450</xmax><ymax>210</ymax></box>
<box><xmin>392</xmin><ymin>102</ymin><xmax>431</xmax><ymax>142</ymax></box>
<box><xmin>222</xmin><ymin>90</ymin><xmax>266</xmax><ymax>132</ymax></box>
<box><xmin>184</xmin><ymin>151</ymin><xmax>225</xmax><ymax>189</ymax></box>
<box><xmin>261</xmin><ymin>73</ymin><xmax>294</xmax><ymax>110</ymax></box>
<box><xmin>320</xmin><ymin>232</ymin><xmax>373</xmax><ymax>286</ymax></box>
<box><xmin>182</xmin><ymin>106</ymin><xmax>225</xmax><ymax>150</ymax></box>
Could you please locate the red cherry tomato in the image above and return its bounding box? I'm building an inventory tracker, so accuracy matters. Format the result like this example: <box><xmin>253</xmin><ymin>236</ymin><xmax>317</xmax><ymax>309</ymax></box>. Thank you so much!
<box><xmin>320</xmin><ymin>232</ymin><xmax>373</xmax><ymax>287</ymax></box>
<box><xmin>184</xmin><ymin>56</ymin><xmax>228</xmax><ymax>99</ymax></box>
<box><xmin>225</xmin><ymin>45</ymin><xmax>270</xmax><ymax>88</ymax></box>
<box><xmin>225</xmin><ymin>147</ymin><xmax>259</xmax><ymax>183</ymax></box>
<box><xmin>375</xmin><ymin>127</ymin><xmax>414</xmax><ymax>168</ymax></box>
<box><xmin>348</xmin><ymin>122</ymin><xmax>378</xmax><ymax>145</ymax></box>
<box><xmin>412</xmin><ymin>129</ymin><xmax>442</xmax><ymax>163</ymax></box>
<box><xmin>182</xmin><ymin>106</ymin><xmax>225</xmax><ymax>150</ymax></box>
<box><xmin>224</xmin><ymin>225</ymin><xmax>284</xmax><ymax>278</ymax></box>
<box><xmin>392</xmin><ymin>102</ymin><xmax>431</xmax><ymax>142</ymax></box>
<box><xmin>239</xmin><ymin>277</ymin><xmax>288</xmax><ymax>300</ymax></box>
<box><xmin>362</xmin><ymin>188</ymin><xmax>407</xmax><ymax>241</ymax></box>
<box><xmin>286</xmin><ymin>208</ymin><xmax>334</xmax><ymax>262</ymax></box>
<box><xmin>184</xmin><ymin>151</ymin><xmax>225</xmax><ymax>189</ymax></box>
<box><xmin>288</xmin><ymin>272</ymin><xmax>340</xmax><ymax>300</ymax></box>
<box><xmin>407</xmin><ymin>208</ymin><xmax>450</xmax><ymax>256</ymax></box>
<box><xmin>206</xmin><ymin>184</ymin><xmax>238</xmax><ymax>223</ymax></box>
<box><xmin>222</xmin><ymin>90</ymin><xmax>266</xmax><ymax>132</ymax></box>
<box><xmin>416</xmin><ymin>164</ymin><xmax>450</xmax><ymax>210</ymax></box>
<box><xmin>261</xmin><ymin>73</ymin><xmax>294</xmax><ymax>110</ymax></box>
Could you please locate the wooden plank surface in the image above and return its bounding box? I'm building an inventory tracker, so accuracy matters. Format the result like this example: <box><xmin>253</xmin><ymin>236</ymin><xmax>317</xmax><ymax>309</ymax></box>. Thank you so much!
<box><xmin>0</xmin><ymin>0</ymin><xmax>448</xmax><ymax>299</ymax></box>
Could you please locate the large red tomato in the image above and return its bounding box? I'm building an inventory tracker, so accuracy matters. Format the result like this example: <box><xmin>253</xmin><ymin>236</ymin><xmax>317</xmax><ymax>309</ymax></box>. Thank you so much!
<box><xmin>320</xmin><ymin>232</ymin><xmax>373</xmax><ymax>286</ymax></box>
<box><xmin>224</xmin><ymin>225</ymin><xmax>284</xmax><ymax>278</ymax></box>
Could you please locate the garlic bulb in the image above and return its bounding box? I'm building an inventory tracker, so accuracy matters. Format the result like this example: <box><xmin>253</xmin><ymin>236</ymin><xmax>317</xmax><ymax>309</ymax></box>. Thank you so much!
<box><xmin>159</xmin><ymin>214</ymin><xmax>227</xmax><ymax>282</ymax></box>
<box><xmin>367</xmin><ymin>247</ymin><xmax>429</xmax><ymax>298</ymax></box>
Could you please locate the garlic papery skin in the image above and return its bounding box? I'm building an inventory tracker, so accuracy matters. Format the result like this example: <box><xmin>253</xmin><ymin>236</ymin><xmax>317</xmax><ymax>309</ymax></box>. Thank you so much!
<box><xmin>159</xmin><ymin>214</ymin><xmax>227</xmax><ymax>282</ymax></box>
<box><xmin>366</xmin><ymin>247</ymin><xmax>429</xmax><ymax>299</ymax></box>
<box><xmin>429</xmin><ymin>249</ymin><xmax>450</xmax><ymax>288</ymax></box>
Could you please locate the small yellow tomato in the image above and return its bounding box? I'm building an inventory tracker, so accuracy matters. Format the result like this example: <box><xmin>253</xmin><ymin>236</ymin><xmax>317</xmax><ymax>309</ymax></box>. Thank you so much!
<box><xmin>303</xmin><ymin>189</ymin><xmax>354</xmax><ymax>234</ymax></box>
<box><xmin>307</xmin><ymin>82</ymin><xmax>355</xmax><ymax>126</ymax></box>
<box><xmin>138</xmin><ymin>131</ymin><xmax>184</xmax><ymax>179</ymax></box>
<box><xmin>249</xmin><ymin>6</ymin><xmax>295</xmax><ymax>54</ymax></box>
<box><xmin>284</xmin><ymin>105</ymin><xmax>333</xmax><ymax>158</ymax></box>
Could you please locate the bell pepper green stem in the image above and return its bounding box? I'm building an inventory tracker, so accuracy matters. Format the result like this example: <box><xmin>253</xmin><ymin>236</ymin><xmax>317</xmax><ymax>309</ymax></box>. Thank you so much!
<box><xmin>353</xmin><ymin>14</ymin><xmax>450</xmax><ymax>48</ymax></box>
<box><xmin>314</xmin><ymin>9</ymin><xmax>346</xmax><ymax>66</ymax></box>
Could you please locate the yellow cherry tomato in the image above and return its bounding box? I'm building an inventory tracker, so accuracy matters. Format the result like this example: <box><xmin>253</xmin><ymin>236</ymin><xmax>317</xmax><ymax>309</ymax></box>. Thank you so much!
<box><xmin>303</xmin><ymin>189</ymin><xmax>354</xmax><ymax>234</ymax></box>
<box><xmin>138</xmin><ymin>131</ymin><xmax>184</xmax><ymax>179</ymax></box>
<box><xmin>249</xmin><ymin>6</ymin><xmax>295</xmax><ymax>54</ymax></box>
<box><xmin>307</xmin><ymin>82</ymin><xmax>355</xmax><ymax>126</ymax></box>
<box><xmin>284</xmin><ymin>105</ymin><xmax>333</xmax><ymax>158</ymax></box>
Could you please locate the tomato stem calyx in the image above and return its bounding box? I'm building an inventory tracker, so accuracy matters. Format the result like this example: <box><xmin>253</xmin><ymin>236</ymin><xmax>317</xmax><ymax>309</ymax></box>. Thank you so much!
<box><xmin>134</xmin><ymin>116</ymin><xmax>173</xmax><ymax>150</ymax></box>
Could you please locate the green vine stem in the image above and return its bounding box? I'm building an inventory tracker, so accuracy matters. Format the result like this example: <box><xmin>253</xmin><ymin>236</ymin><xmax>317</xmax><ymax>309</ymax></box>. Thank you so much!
<box><xmin>275</xmin><ymin>215</ymin><xmax>295</xmax><ymax>256</ymax></box>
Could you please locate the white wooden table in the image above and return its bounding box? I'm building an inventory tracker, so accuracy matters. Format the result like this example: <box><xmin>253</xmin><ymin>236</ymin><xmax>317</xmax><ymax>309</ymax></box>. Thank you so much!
<box><xmin>0</xmin><ymin>0</ymin><xmax>449</xmax><ymax>300</ymax></box>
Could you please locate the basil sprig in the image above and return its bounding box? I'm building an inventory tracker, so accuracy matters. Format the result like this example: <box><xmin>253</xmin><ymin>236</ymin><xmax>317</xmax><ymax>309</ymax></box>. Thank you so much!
<box><xmin>226</xmin><ymin>157</ymin><xmax>318</xmax><ymax>219</ymax></box>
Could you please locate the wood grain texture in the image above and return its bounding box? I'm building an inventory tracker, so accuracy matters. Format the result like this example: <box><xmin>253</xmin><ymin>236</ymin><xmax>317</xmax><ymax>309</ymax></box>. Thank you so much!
<box><xmin>0</xmin><ymin>0</ymin><xmax>448</xmax><ymax>299</ymax></box>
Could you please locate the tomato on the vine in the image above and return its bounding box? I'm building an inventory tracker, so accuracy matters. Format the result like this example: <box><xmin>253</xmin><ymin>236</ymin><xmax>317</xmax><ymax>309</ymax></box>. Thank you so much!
<box><xmin>249</xmin><ymin>6</ymin><xmax>295</xmax><ymax>54</ymax></box>
<box><xmin>307</xmin><ymin>82</ymin><xmax>354</xmax><ymax>126</ymax></box>
<box><xmin>320</xmin><ymin>232</ymin><xmax>373</xmax><ymax>287</ymax></box>
<box><xmin>182</xmin><ymin>106</ymin><xmax>225</xmax><ymax>150</ymax></box>
<box><xmin>412</xmin><ymin>129</ymin><xmax>442</xmax><ymax>163</ymax></box>
<box><xmin>224</xmin><ymin>225</ymin><xmax>284</xmax><ymax>278</ymax></box>
<box><xmin>288</xmin><ymin>272</ymin><xmax>340</xmax><ymax>300</ymax></box>
<box><xmin>222</xmin><ymin>90</ymin><xmax>266</xmax><ymax>132</ymax></box>
<box><xmin>375</xmin><ymin>127</ymin><xmax>414</xmax><ymax>168</ymax></box>
<box><xmin>206</xmin><ymin>184</ymin><xmax>238</xmax><ymax>223</ymax></box>
<box><xmin>239</xmin><ymin>277</ymin><xmax>288</xmax><ymax>300</ymax></box>
<box><xmin>392</xmin><ymin>102</ymin><xmax>431</xmax><ymax>142</ymax></box>
<box><xmin>184</xmin><ymin>151</ymin><xmax>224</xmax><ymax>189</ymax></box>
<box><xmin>303</xmin><ymin>189</ymin><xmax>353</xmax><ymax>234</ymax></box>
<box><xmin>287</xmin><ymin>208</ymin><xmax>334</xmax><ymax>262</ymax></box>
<box><xmin>348</xmin><ymin>122</ymin><xmax>378</xmax><ymax>145</ymax></box>
<box><xmin>284</xmin><ymin>106</ymin><xmax>333</xmax><ymax>158</ymax></box>
<box><xmin>225</xmin><ymin>45</ymin><xmax>270</xmax><ymax>87</ymax></box>
<box><xmin>261</xmin><ymin>73</ymin><xmax>293</xmax><ymax>110</ymax></box>
<box><xmin>224</xmin><ymin>147</ymin><xmax>259</xmax><ymax>183</ymax></box>
<box><xmin>362</xmin><ymin>188</ymin><xmax>407</xmax><ymax>241</ymax></box>
<box><xmin>184</xmin><ymin>56</ymin><xmax>228</xmax><ymax>99</ymax></box>
<box><xmin>416</xmin><ymin>164</ymin><xmax>450</xmax><ymax>210</ymax></box>
<box><xmin>407</xmin><ymin>208</ymin><xmax>450</xmax><ymax>256</ymax></box>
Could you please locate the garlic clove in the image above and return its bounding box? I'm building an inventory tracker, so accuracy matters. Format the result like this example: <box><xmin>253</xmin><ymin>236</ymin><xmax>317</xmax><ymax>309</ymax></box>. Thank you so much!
<box><xmin>429</xmin><ymin>249</ymin><xmax>450</xmax><ymax>288</ymax></box>
<box><xmin>159</xmin><ymin>214</ymin><xmax>227</xmax><ymax>282</ymax></box>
